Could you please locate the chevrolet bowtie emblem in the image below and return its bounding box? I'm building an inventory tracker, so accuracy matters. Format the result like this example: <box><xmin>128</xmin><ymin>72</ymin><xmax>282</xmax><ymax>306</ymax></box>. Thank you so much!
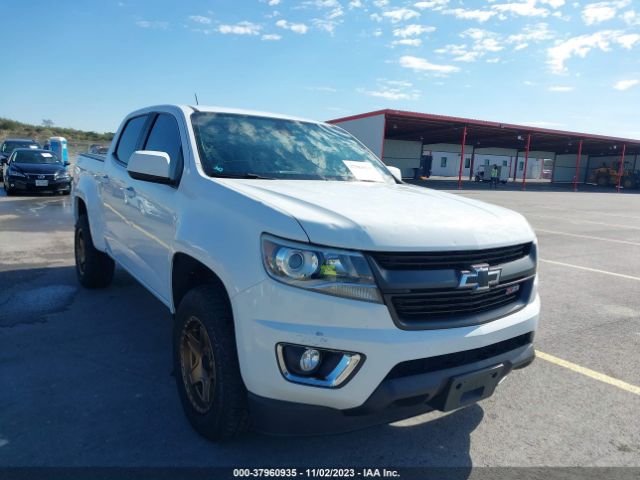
<box><xmin>458</xmin><ymin>263</ymin><xmax>501</xmax><ymax>291</ymax></box>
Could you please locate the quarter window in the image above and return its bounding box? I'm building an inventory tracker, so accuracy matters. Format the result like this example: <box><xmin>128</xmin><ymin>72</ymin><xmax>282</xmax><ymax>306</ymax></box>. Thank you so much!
<box><xmin>115</xmin><ymin>115</ymin><xmax>148</xmax><ymax>165</ymax></box>
<box><xmin>440</xmin><ymin>157</ymin><xmax>447</xmax><ymax>168</ymax></box>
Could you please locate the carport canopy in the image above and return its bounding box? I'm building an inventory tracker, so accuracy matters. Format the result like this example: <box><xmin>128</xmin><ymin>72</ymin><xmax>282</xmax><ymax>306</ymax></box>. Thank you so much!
<box><xmin>328</xmin><ymin>109</ymin><xmax>640</xmax><ymax>190</ymax></box>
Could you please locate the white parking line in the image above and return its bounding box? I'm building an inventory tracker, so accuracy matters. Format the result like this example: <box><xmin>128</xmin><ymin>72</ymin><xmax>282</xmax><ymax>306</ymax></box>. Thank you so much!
<box><xmin>539</xmin><ymin>258</ymin><xmax>640</xmax><ymax>281</ymax></box>
<box><xmin>535</xmin><ymin>228</ymin><xmax>640</xmax><ymax>247</ymax></box>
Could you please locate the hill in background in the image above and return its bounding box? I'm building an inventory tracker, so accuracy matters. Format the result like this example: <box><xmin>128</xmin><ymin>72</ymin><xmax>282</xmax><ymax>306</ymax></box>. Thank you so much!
<box><xmin>0</xmin><ymin>117</ymin><xmax>114</xmax><ymax>158</ymax></box>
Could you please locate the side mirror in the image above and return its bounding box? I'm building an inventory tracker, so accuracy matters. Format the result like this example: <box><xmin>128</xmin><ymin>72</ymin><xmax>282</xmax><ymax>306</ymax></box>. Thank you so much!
<box><xmin>64</xmin><ymin>160</ymin><xmax>70</xmax><ymax>166</ymax></box>
<box><xmin>386</xmin><ymin>165</ymin><xmax>402</xmax><ymax>182</ymax></box>
<box><xmin>127</xmin><ymin>151</ymin><xmax>171</xmax><ymax>184</ymax></box>
<box><xmin>0</xmin><ymin>157</ymin><xmax>7</xmax><ymax>165</ymax></box>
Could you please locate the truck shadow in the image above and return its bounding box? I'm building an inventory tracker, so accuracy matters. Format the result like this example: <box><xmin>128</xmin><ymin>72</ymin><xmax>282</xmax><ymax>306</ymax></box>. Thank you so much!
<box><xmin>236</xmin><ymin>405</ymin><xmax>483</xmax><ymax>472</ymax></box>
<box><xmin>0</xmin><ymin>264</ymin><xmax>481</xmax><ymax>471</ymax></box>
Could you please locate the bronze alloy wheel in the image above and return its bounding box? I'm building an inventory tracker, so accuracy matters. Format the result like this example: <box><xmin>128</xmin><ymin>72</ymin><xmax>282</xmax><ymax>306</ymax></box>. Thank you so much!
<box><xmin>180</xmin><ymin>316</ymin><xmax>216</xmax><ymax>414</ymax></box>
<box><xmin>75</xmin><ymin>229</ymin><xmax>86</xmax><ymax>275</ymax></box>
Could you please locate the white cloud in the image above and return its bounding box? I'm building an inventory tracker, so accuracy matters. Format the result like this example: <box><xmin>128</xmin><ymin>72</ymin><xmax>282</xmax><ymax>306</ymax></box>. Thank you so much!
<box><xmin>349</xmin><ymin>0</ymin><xmax>363</xmax><ymax>7</ymax></box>
<box><xmin>261</xmin><ymin>33</ymin><xmax>282</xmax><ymax>40</ymax></box>
<box><xmin>507</xmin><ymin>23</ymin><xmax>555</xmax><ymax>43</ymax></box>
<box><xmin>435</xmin><ymin>44</ymin><xmax>483</xmax><ymax>61</ymax></box>
<box><xmin>276</xmin><ymin>19</ymin><xmax>309</xmax><ymax>33</ymax></box>
<box><xmin>540</xmin><ymin>0</ymin><xmax>565</xmax><ymax>7</ymax></box>
<box><xmin>492</xmin><ymin>1</ymin><xmax>549</xmax><ymax>17</ymax></box>
<box><xmin>437</xmin><ymin>24</ymin><xmax>553</xmax><ymax>63</ymax></box>
<box><xmin>622</xmin><ymin>10</ymin><xmax>640</xmax><ymax>25</ymax></box>
<box><xmin>582</xmin><ymin>0</ymin><xmax>630</xmax><ymax>25</ymax></box>
<box><xmin>391</xmin><ymin>38</ymin><xmax>423</xmax><ymax>47</ymax></box>
<box><xmin>268</xmin><ymin>0</ymin><xmax>281</xmax><ymax>5</ymax></box>
<box><xmin>616</xmin><ymin>33</ymin><xmax>640</xmax><ymax>48</ymax></box>
<box><xmin>382</xmin><ymin>8</ymin><xmax>421</xmax><ymax>23</ymax></box>
<box><xmin>188</xmin><ymin>15</ymin><xmax>211</xmax><ymax>24</ymax></box>
<box><xmin>219</xmin><ymin>21</ymin><xmax>261</xmax><ymax>35</ymax></box>
<box><xmin>547</xmin><ymin>30</ymin><xmax>638</xmax><ymax>74</ymax></box>
<box><xmin>613</xmin><ymin>79</ymin><xmax>640</xmax><ymax>90</ymax></box>
<box><xmin>399</xmin><ymin>55</ymin><xmax>461</xmax><ymax>73</ymax></box>
<box><xmin>582</xmin><ymin>2</ymin><xmax>616</xmax><ymax>24</ymax></box>
<box><xmin>135</xmin><ymin>20</ymin><xmax>169</xmax><ymax>29</ymax></box>
<box><xmin>444</xmin><ymin>8</ymin><xmax>497</xmax><ymax>22</ymax></box>
<box><xmin>374</xmin><ymin>0</ymin><xmax>390</xmax><ymax>6</ymax></box>
<box><xmin>549</xmin><ymin>85</ymin><xmax>574</xmax><ymax>91</ymax></box>
<box><xmin>414</xmin><ymin>0</ymin><xmax>449</xmax><ymax>10</ymax></box>
<box><xmin>357</xmin><ymin>80</ymin><xmax>420</xmax><ymax>100</ymax></box>
<box><xmin>392</xmin><ymin>24</ymin><xmax>435</xmax><ymax>37</ymax></box>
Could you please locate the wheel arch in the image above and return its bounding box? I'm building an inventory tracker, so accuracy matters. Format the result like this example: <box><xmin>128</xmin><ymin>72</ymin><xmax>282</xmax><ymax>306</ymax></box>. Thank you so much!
<box><xmin>171</xmin><ymin>252</ymin><xmax>232</xmax><ymax>313</ymax></box>
<box><xmin>75</xmin><ymin>196</ymin><xmax>88</xmax><ymax>221</ymax></box>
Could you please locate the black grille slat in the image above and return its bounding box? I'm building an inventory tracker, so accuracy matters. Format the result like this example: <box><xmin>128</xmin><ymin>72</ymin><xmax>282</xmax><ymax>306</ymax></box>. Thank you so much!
<box><xmin>372</xmin><ymin>243</ymin><xmax>531</xmax><ymax>270</ymax></box>
<box><xmin>395</xmin><ymin>295</ymin><xmax>518</xmax><ymax>312</ymax></box>
<box><xmin>389</xmin><ymin>278</ymin><xmax>529</xmax><ymax>322</ymax></box>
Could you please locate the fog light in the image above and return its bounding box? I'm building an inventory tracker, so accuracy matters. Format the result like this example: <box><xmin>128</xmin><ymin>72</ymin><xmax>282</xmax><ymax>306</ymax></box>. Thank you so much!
<box><xmin>276</xmin><ymin>343</ymin><xmax>364</xmax><ymax>388</ymax></box>
<box><xmin>300</xmin><ymin>348</ymin><xmax>321</xmax><ymax>372</ymax></box>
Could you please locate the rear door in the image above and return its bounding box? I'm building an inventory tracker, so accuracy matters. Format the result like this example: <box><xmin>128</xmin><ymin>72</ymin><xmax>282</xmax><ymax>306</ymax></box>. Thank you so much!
<box><xmin>102</xmin><ymin>114</ymin><xmax>151</xmax><ymax>275</ymax></box>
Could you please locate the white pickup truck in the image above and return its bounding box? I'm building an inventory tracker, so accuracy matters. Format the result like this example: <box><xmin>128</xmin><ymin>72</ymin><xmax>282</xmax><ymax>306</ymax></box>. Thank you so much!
<box><xmin>73</xmin><ymin>105</ymin><xmax>539</xmax><ymax>441</ymax></box>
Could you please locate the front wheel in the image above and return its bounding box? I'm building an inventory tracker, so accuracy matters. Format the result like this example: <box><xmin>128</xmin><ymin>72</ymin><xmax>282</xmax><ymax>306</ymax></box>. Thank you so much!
<box><xmin>75</xmin><ymin>214</ymin><xmax>115</xmax><ymax>288</ymax></box>
<box><xmin>173</xmin><ymin>286</ymin><xmax>249</xmax><ymax>441</ymax></box>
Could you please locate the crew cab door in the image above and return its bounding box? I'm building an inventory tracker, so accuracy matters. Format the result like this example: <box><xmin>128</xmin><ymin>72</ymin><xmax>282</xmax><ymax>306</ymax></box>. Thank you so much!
<box><xmin>103</xmin><ymin>112</ymin><xmax>184</xmax><ymax>304</ymax></box>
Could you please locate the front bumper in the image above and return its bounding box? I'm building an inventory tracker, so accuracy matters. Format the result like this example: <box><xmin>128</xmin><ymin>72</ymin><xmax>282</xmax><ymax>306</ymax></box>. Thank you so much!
<box><xmin>5</xmin><ymin>177</ymin><xmax>71</xmax><ymax>192</ymax></box>
<box><xmin>232</xmin><ymin>279</ymin><xmax>539</xmax><ymax>418</ymax></box>
<box><xmin>249</xmin><ymin>341</ymin><xmax>534</xmax><ymax>435</ymax></box>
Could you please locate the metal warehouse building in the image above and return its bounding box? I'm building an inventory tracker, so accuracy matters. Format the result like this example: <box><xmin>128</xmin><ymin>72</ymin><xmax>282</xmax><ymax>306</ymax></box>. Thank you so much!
<box><xmin>328</xmin><ymin>109</ymin><xmax>640</xmax><ymax>190</ymax></box>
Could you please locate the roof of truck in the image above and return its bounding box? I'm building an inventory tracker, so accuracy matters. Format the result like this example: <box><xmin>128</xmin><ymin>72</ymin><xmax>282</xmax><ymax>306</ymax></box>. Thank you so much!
<box><xmin>129</xmin><ymin>104</ymin><xmax>322</xmax><ymax>125</ymax></box>
<box><xmin>187</xmin><ymin>105</ymin><xmax>321</xmax><ymax>124</ymax></box>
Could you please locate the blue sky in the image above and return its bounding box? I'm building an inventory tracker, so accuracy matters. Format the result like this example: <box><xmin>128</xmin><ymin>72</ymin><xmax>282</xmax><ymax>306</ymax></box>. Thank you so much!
<box><xmin>1</xmin><ymin>0</ymin><xmax>639</xmax><ymax>137</ymax></box>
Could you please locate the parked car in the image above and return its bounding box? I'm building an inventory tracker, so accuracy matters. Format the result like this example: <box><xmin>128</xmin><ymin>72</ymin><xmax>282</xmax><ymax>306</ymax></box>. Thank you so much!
<box><xmin>3</xmin><ymin>148</ymin><xmax>71</xmax><ymax>195</ymax></box>
<box><xmin>73</xmin><ymin>105</ymin><xmax>539</xmax><ymax>441</ymax></box>
<box><xmin>0</xmin><ymin>138</ymin><xmax>41</xmax><ymax>180</ymax></box>
<box><xmin>88</xmin><ymin>144</ymin><xmax>110</xmax><ymax>155</ymax></box>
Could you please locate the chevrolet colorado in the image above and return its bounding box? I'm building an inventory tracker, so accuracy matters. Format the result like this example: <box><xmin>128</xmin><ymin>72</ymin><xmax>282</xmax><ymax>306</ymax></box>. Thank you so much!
<box><xmin>72</xmin><ymin>105</ymin><xmax>539</xmax><ymax>441</ymax></box>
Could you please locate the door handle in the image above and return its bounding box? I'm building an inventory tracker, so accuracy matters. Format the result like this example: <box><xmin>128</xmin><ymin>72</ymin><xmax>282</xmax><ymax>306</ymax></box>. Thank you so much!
<box><xmin>125</xmin><ymin>186</ymin><xmax>135</xmax><ymax>197</ymax></box>
<box><xmin>101</xmin><ymin>174</ymin><xmax>109</xmax><ymax>179</ymax></box>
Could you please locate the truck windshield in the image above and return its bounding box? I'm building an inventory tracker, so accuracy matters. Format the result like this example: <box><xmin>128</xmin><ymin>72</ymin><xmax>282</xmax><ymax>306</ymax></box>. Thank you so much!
<box><xmin>191</xmin><ymin>112</ymin><xmax>394</xmax><ymax>183</ymax></box>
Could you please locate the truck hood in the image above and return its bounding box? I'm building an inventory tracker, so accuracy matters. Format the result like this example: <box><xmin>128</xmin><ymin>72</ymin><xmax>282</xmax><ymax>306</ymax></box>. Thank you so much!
<box><xmin>225</xmin><ymin>180</ymin><xmax>535</xmax><ymax>251</ymax></box>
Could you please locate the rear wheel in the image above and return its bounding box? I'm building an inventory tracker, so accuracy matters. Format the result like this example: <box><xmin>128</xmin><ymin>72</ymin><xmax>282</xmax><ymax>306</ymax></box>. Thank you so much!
<box><xmin>75</xmin><ymin>214</ymin><xmax>115</xmax><ymax>288</ymax></box>
<box><xmin>596</xmin><ymin>175</ymin><xmax>609</xmax><ymax>187</ymax></box>
<box><xmin>173</xmin><ymin>286</ymin><xmax>249</xmax><ymax>441</ymax></box>
<box><xmin>622</xmin><ymin>177</ymin><xmax>634</xmax><ymax>189</ymax></box>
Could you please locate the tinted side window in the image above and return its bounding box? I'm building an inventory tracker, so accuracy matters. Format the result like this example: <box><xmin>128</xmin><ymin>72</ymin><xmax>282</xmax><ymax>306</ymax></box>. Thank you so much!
<box><xmin>144</xmin><ymin>114</ymin><xmax>184</xmax><ymax>182</ymax></box>
<box><xmin>115</xmin><ymin>115</ymin><xmax>148</xmax><ymax>165</ymax></box>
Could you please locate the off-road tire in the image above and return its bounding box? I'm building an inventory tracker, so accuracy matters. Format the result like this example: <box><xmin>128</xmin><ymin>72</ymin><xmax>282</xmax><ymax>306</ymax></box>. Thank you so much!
<box><xmin>74</xmin><ymin>214</ymin><xmax>115</xmax><ymax>288</ymax></box>
<box><xmin>173</xmin><ymin>286</ymin><xmax>249</xmax><ymax>442</ymax></box>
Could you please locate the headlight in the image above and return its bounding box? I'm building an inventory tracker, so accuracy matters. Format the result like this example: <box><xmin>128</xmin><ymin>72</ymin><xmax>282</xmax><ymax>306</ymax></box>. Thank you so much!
<box><xmin>55</xmin><ymin>171</ymin><xmax>70</xmax><ymax>180</ymax></box>
<box><xmin>8</xmin><ymin>169</ymin><xmax>26</xmax><ymax>178</ymax></box>
<box><xmin>262</xmin><ymin>235</ymin><xmax>382</xmax><ymax>303</ymax></box>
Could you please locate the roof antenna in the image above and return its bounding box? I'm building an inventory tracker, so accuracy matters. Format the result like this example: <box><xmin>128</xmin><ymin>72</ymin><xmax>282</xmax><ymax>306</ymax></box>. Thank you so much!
<box><xmin>194</xmin><ymin>93</ymin><xmax>199</xmax><ymax>105</ymax></box>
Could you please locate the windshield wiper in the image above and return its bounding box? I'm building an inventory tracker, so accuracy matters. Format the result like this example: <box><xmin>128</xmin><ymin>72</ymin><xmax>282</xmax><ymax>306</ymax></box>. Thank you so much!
<box><xmin>209</xmin><ymin>172</ymin><xmax>274</xmax><ymax>180</ymax></box>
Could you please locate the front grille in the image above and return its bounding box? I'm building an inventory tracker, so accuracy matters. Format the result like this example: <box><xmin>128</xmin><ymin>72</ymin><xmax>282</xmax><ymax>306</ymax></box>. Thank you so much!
<box><xmin>385</xmin><ymin>332</ymin><xmax>534</xmax><ymax>380</ymax></box>
<box><xmin>391</xmin><ymin>278</ymin><xmax>528</xmax><ymax>321</ymax></box>
<box><xmin>371</xmin><ymin>243</ymin><xmax>532</xmax><ymax>270</ymax></box>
